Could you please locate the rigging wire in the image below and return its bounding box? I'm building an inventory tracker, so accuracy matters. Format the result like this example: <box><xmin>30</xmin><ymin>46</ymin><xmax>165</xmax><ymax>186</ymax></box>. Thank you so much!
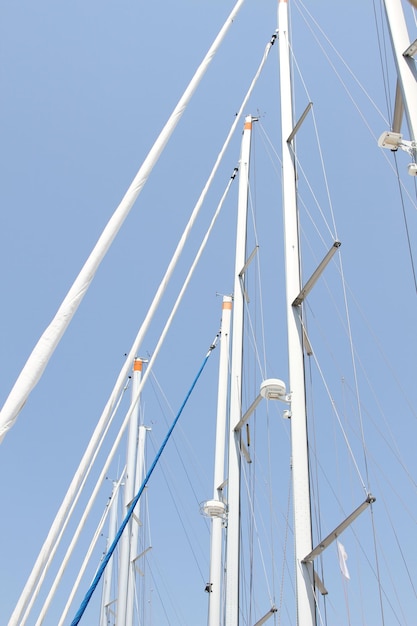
<box><xmin>240</xmin><ymin>448</ymin><xmax>275</xmax><ymax>609</ymax></box>
<box><xmin>292</xmin><ymin>0</ymin><xmax>417</xmax><ymax>269</ymax></box>
<box><xmin>333</xmin><ymin>385</ymin><xmax>417</xmax><ymax>618</ymax></box>
<box><xmin>296</xmin><ymin>0</ymin><xmax>417</xmax><ymax>307</ymax></box>
<box><xmin>372</xmin><ymin>0</ymin><xmax>394</xmax><ymax>123</ymax></box>
<box><xmin>343</xmin><ymin>280</ymin><xmax>417</xmax><ymax>420</ymax></box>
<box><xmin>286</xmin><ymin>52</ymin><xmax>338</xmax><ymax>240</ymax></box>
<box><xmin>370</xmin><ymin>491</ymin><xmax>416</xmax><ymax>624</ymax></box>
<box><xmin>298</xmin><ymin>315</ymin><xmax>367</xmax><ymax>492</ymax></box>
<box><xmin>70</xmin><ymin>334</ymin><xmax>219</xmax><ymax>626</ymax></box>
<box><xmin>338</xmin><ymin>382</ymin><xmax>359</xmax><ymax>626</ymax></box>
<box><xmin>369</xmin><ymin>505</ymin><xmax>386</xmax><ymax>626</ymax></box>
<box><xmin>147</xmin><ymin>430</ymin><xmax>208</xmax><ymax>582</ymax></box>
<box><xmin>147</xmin><ymin>557</ymin><xmax>183</xmax><ymax>625</ymax></box>
<box><xmin>337</xmin><ymin>254</ymin><xmax>372</xmax><ymax>491</ymax></box>
<box><xmin>298</xmin><ymin>251</ymin><xmax>404</xmax><ymax>614</ymax></box>
<box><xmin>302</xmin><ymin>263</ymin><xmax>392</xmax><ymax>622</ymax></box>
<box><xmin>148</xmin><ymin>369</ymin><xmax>212</xmax><ymax>523</ymax></box>
<box><xmin>294</xmin><ymin>0</ymin><xmax>390</xmax><ymax>127</ymax></box>
<box><xmin>393</xmin><ymin>151</ymin><xmax>417</xmax><ymax>294</ymax></box>
<box><xmin>339</xmin><ymin>373</ymin><xmax>417</xmax><ymax>496</ymax></box>
<box><xmin>374</xmin><ymin>473</ymin><xmax>417</xmax><ymax>603</ymax></box>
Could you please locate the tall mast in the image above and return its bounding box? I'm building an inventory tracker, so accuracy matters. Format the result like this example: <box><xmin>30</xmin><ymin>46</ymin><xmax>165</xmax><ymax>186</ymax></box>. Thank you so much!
<box><xmin>117</xmin><ymin>358</ymin><xmax>144</xmax><ymax>626</ymax></box>
<box><xmin>378</xmin><ymin>1</ymin><xmax>417</xmax><ymax>170</ymax></box>
<box><xmin>205</xmin><ymin>296</ymin><xmax>232</xmax><ymax>626</ymax></box>
<box><xmin>100</xmin><ymin>481</ymin><xmax>119</xmax><ymax>626</ymax></box>
<box><xmin>383</xmin><ymin>0</ymin><xmax>417</xmax><ymax>141</ymax></box>
<box><xmin>225</xmin><ymin>116</ymin><xmax>254</xmax><ymax>626</ymax></box>
<box><xmin>278</xmin><ymin>1</ymin><xmax>316</xmax><ymax>625</ymax></box>
<box><xmin>127</xmin><ymin>409</ymin><xmax>149</xmax><ymax>626</ymax></box>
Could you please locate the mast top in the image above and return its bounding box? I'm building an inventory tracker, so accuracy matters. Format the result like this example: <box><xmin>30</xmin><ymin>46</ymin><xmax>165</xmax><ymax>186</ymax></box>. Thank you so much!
<box><xmin>133</xmin><ymin>359</ymin><xmax>143</xmax><ymax>372</ymax></box>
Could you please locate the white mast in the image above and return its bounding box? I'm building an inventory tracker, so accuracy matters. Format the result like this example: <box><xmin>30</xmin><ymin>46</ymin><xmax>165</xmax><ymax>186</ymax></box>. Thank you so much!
<box><xmin>127</xmin><ymin>419</ymin><xmax>148</xmax><ymax>626</ymax></box>
<box><xmin>225</xmin><ymin>116</ymin><xmax>254</xmax><ymax>626</ymax></box>
<box><xmin>117</xmin><ymin>358</ymin><xmax>144</xmax><ymax>626</ymax></box>
<box><xmin>205</xmin><ymin>296</ymin><xmax>232</xmax><ymax>626</ymax></box>
<box><xmin>126</xmin><ymin>368</ymin><xmax>149</xmax><ymax>626</ymax></box>
<box><xmin>278</xmin><ymin>1</ymin><xmax>316</xmax><ymax>625</ymax></box>
<box><xmin>383</xmin><ymin>0</ymin><xmax>417</xmax><ymax>141</ymax></box>
<box><xmin>378</xmin><ymin>1</ymin><xmax>417</xmax><ymax>171</ymax></box>
<box><xmin>100</xmin><ymin>481</ymin><xmax>119</xmax><ymax>626</ymax></box>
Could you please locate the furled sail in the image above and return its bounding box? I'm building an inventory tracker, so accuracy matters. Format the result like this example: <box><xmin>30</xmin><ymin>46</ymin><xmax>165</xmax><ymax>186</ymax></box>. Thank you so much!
<box><xmin>0</xmin><ymin>0</ymin><xmax>245</xmax><ymax>446</ymax></box>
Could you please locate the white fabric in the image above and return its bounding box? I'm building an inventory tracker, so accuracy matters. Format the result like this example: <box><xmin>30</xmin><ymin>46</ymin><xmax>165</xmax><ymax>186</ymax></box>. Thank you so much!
<box><xmin>337</xmin><ymin>540</ymin><xmax>350</xmax><ymax>580</ymax></box>
<box><xmin>0</xmin><ymin>0</ymin><xmax>245</xmax><ymax>448</ymax></box>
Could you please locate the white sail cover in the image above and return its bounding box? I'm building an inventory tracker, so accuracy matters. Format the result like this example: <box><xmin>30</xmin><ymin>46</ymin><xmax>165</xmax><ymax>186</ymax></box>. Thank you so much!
<box><xmin>0</xmin><ymin>0</ymin><xmax>245</xmax><ymax>446</ymax></box>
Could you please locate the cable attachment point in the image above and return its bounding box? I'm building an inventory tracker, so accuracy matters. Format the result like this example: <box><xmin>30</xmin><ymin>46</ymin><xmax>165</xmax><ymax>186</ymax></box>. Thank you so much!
<box><xmin>379</xmin><ymin>132</ymin><xmax>417</xmax><ymax>175</ymax></box>
<box><xmin>208</xmin><ymin>332</ymin><xmax>220</xmax><ymax>354</ymax></box>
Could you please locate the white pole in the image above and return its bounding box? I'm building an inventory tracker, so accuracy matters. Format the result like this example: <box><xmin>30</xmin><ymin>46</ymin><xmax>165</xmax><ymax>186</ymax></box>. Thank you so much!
<box><xmin>126</xmin><ymin>422</ymin><xmax>148</xmax><ymax>626</ymax></box>
<box><xmin>117</xmin><ymin>359</ymin><xmax>143</xmax><ymax>625</ymax></box>
<box><xmin>100</xmin><ymin>481</ymin><xmax>119</xmax><ymax>626</ymax></box>
<box><xmin>278</xmin><ymin>1</ymin><xmax>316</xmax><ymax>625</ymax></box>
<box><xmin>225</xmin><ymin>116</ymin><xmax>253</xmax><ymax>626</ymax></box>
<box><xmin>383</xmin><ymin>0</ymin><xmax>417</xmax><ymax>141</ymax></box>
<box><xmin>208</xmin><ymin>296</ymin><xmax>232</xmax><ymax>626</ymax></box>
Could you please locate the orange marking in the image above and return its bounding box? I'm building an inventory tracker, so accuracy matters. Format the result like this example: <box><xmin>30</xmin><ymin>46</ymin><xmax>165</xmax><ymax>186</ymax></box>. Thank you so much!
<box><xmin>223</xmin><ymin>301</ymin><xmax>233</xmax><ymax>310</ymax></box>
<box><xmin>133</xmin><ymin>360</ymin><xmax>143</xmax><ymax>371</ymax></box>
<box><xmin>244</xmin><ymin>121</ymin><xmax>252</xmax><ymax>130</ymax></box>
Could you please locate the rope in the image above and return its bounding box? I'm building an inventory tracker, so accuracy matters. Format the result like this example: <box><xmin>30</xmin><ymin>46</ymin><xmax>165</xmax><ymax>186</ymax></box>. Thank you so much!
<box><xmin>69</xmin><ymin>335</ymin><xmax>219</xmax><ymax>626</ymax></box>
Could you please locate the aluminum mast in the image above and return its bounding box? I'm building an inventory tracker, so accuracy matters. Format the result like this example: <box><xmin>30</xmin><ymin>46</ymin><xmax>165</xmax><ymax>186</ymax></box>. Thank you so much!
<box><xmin>278</xmin><ymin>1</ymin><xmax>316</xmax><ymax>624</ymax></box>
<box><xmin>225</xmin><ymin>116</ymin><xmax>254</xmax><ymax>626</ymax></box>
<box><xmin>204</xmin><ymin>296</ymin><xmax>232</xmax><ymax>626</ymax></box>
<box><xmin>383</xmin><ymin>0</ymin><xmax>417</xmax><ymax>141</ymax></box>
<box><xmin>117</xmin><ymin>358</ymin><xmax>145</xmax><ymax>626</ymax></box>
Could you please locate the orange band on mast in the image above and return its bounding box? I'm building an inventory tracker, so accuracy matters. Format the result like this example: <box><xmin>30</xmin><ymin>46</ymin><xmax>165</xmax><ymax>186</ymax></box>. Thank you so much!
<box><xmin>133</xmin><ymin>359</ymin><xmax>143</xmax><ymax>371</ymax></box>
<box><xmin>222</xmin><ymin>301</ymin><xmax>232</xmax><ymax>310</ymax></box>
<box><xmin>244</xmin><ymin>121</ymin><xmax>252</xmax><ymax>130</ymax></box>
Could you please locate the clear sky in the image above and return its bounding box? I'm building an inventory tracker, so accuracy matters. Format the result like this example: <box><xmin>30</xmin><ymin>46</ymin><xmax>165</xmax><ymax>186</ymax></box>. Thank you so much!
<box><xmin>1</xmin><ymin>1</ymin><xmax>417</xmax><ymax>624</ymax></box>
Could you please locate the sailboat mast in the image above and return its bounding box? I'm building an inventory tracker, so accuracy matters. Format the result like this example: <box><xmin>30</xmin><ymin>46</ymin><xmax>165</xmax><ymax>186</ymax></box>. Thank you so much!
<box><xmin>225</xmin><ymin>116</ymin><xmax>254</xmax><ymax>626</ymax></box>
<box><xmin>100</xmin><ymin>481</ymin><xmax>119</xmax><ymax>626</ymax></box>
<box><xmin>383</xmin><ymin>0</ymin><xmax>417</xmax><ymax>141</ymax></box>
<box><xmin>278</xmin><ymin>2</ymin><xmax>316</xmax><ymax>625</ymax></box>
<box><xmin>117</xmin><ymin>358</ymin><xmax>143</xmax><ymax>626</ymax></box>
<box><xmin>206</xmin><ymin>296</ymin><xmax>232</xmax><ymax>626</ymax></box>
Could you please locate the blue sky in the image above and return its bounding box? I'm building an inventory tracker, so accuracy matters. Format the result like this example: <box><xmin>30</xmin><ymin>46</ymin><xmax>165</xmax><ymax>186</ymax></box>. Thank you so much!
<box><xmin>1</xmin><ymin>1</ymin><xmax>417</xmax><ymax>624</ymax></box>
